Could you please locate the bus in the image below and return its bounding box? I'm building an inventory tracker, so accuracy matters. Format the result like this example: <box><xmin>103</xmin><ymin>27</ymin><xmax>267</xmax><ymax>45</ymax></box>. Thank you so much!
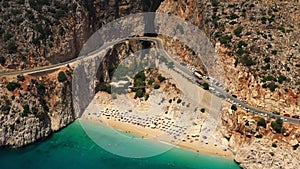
<box><xmin>193</xmin><ymin>71</ymin><xmax>203</xmax><ymax>80</ymax></box>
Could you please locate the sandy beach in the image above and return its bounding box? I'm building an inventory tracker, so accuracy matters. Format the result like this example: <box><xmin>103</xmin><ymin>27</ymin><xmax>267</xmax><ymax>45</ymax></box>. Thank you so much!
<box><xmin>80</xmin><ymin>64</ymin><xmax>234</xmax><ymax>160</ymax></box>
<box><xmin>82</xmin><ymin>111</ymin><xmax>234</xmax><ymax>159</ymax></box>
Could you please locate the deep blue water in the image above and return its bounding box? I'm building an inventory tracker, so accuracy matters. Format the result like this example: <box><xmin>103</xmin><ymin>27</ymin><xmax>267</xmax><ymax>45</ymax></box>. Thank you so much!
<box><xmin>0</xmin><ymin>120</ymin><xmax>240</xmax><ymax>169</ymax></box>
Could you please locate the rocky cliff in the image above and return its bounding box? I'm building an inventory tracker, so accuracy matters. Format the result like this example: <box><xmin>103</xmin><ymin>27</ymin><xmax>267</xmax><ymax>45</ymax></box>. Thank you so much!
<box><xmin>158</xmin><ymin>0</ymin><xmax>300</xmax><ymax>115</ymax></box>
<box><xmin>219</xmin><ymin>105</ymin><xmax>300</xmax><ymax>169</ymax></box>
<box><xmin>0</xmin><ymin>69</ymin><xmax>73</xmax><ymax>147</ymax></box>
<box><xmin>0</xmin><ymin>0</ymin><xmax>163</xmax><ymax>71</ymax></box>
<box><xmin>0</xmin><ymin>0</ymin><xmax>163</xmax><ymax>147</ymax></box>
<box><xmin>157</xmin><ymin>0</ymin><xmax>300</xmax><ymax>168</ymax></box>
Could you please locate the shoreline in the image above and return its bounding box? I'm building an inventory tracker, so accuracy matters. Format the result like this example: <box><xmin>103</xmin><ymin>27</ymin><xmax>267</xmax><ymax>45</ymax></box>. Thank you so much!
<box><xmin>81</xmin><ymin>114</ymin><xmax>235</xmax><ymax>160</ymax></box>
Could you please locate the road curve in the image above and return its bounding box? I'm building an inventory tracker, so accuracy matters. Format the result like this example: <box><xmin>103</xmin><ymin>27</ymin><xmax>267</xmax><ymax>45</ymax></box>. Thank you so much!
<box><xmin>0</xmin><ymin>36</ymin><xmax>299</xmax><ymax>124</ymax></box>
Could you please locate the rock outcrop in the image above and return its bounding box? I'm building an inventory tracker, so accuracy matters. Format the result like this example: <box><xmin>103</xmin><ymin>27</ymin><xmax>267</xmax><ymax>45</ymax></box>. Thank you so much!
<box><xmin>157</xmin><ymin>0</ymin><xmax>300</xmax><ymax>168</ymax></box>
<box><xmin>0</xmin><ymin>0</ymin><xmax>163</xmax><ymax>70</ymax></box>
<box><xmin>218</xmin><ymin>104</ymin><xmax>300</xmax><ymax>169</ymax></box>
<box><xmin>0</xmin><ymin>69</ymin><xmax>73</xmax><ymax>147</ymax></box>
<box><xmin>0</xmin><ymin>0</ymin><xmax>163</xmax><ymax>147</ymax></box>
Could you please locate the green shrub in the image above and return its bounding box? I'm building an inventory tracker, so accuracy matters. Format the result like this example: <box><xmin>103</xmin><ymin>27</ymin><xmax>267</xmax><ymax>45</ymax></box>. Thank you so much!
<box><xmin>134</xmin><ymin>80</ymin><xmax>146</xmax><ymax>89</ymax></box>
<box><xmin>2</xmin><ymin>1</ymin><xmax>9</xmax><ymax>8</ymax></box>
<box><xmin>148</xmin><ymin>78</ymin><xmax>155</xmax><ymax>85</ymax></box>
<box><xmin>211</xmin><ymin>0</ymin><xmax>219</xmax><ymax>6</ymax></box>
<box><xmin>6</xmin><ymin>82</ymin><xmax>21</xmax><ymax>91</ymax></box>
<box><xmin>134</xmin><ymin>71</ymin><xmax>146</xmax><ymax>81</ymax></box>
<box><xmin>271</xmin><ymin>118</ymin><xmax>283</xmax><ymax>133</ymax></box>
<box><xmin>261</xmin><ymin>17</ymin><xmax>267</xmax><ymax>24</ymax></box>
<box><xmin>25</xmin><ymin>9</ymin><xmax>34</xmax><ymax>19</ymax></box>
<box><xmin>40</xmin><ymin>98</ymin><xmax>49</xmax><ymax>112</ymax></box>
<box><xmin>293</xmin><ymin>144</ymin><xmax>299</xmax><ymax>150</ymax></box>
<box><xmin>17</xmin><ymin>75</ymin><xmax>25</xmax><ymax>82</ymax></box>
<box><xmin>1</xmin><ymin>105</ymin><xmax>11</xmax><ymax>112</ymax></box>
<box><xmin>264</xmin><ymin>57</ymin><xmax>271</xmax><ymax>63</ymax></box>
<box><xmin>0</xmin><ymin>56</ymin><xmax>6</xmax><ymax>65</ymax></box>
<box><xmin>231</xmin><ymin>105</ymin><xmax>237</xmax><ymax>111</ymax></box>
<box><xmin>257</xmin><ymin>118</ymin><xmax>267</xmax><ymax>128</ymax></box>
<box><xmin>267</xmin><ymin>44</ymin><xmax>272</xmax><ymax>49</ymax></box>
<box><xmin>219</xmin><ymin>35</ymin><xmax>232</xmax><ymax>46</ymax></box>
<box><xmin>22</xmin><ymin>104</ymin><xmax>31</xmax><ymax>117</ymax></box>
<box><xmin>202</xmin><ymin>82</ymin><xmax>209</xmax><ymax>90</ymax></box>
<box><xmin>272</xmin><ymin>143</ymin><xmax>277</xmax><ymax>148</ymax></box>
<box><xmin>158</xmin><ymin>75</ymin><xmax>166</xmax><ymax>82</ymax></box>
<box><xmin>200</xmin><ymin>108</ymin><xmax>205</xmax><ymax>113</ymax></box>
<box><xmin>58</xmin><ymin>71</ymin><xmax>67</xmax><ymax>82</ymax></box>
<box><xmin>262</xmin><ymin>83</ymin><xmax>267</xmax><ymax>88</ymax></box>
<box><xmin>267</xmin><ymin>82</ymin><xmax>278</xmax><ymax>92</ymax></box>
<box><xmin>278</xmin><ymin>75</ymin><xmax>287</xmax><ymax>84</ymax></box>
<box><xmin>236</xmin><ymin>49</ymin><xmax>246</xmax><ymax>56</ymax></box>
<box><xmin>237</xmin><ymin>41</ymin><xmax>247</xmax><ymax>48</ymax></box>
<box><xmin>255</xmin><ymin>134</ymin><xmax>263</xmax><ymax>138</ymax></box>
<box><xmin>261</xmin><ymin>63</ymin><xmax>270</xmax><ymax>70</ymax></box>
<box><xmin>229</xmin><ymin>21</ymin><xmax>237</xmax><ymax>25</ymax></box>
<box><xmin>177</xmin><ymin>99</ymin><xmax>182</xmax><ymax>104</ymax></box>
<box><xmin>241</xmin><ymin>55</ymin><xmax>255</xmax><ymax>66</ymax></box>
<box><xmin>98</xmin><ymin>83</ymin><xmax>111</xmax><ymax>94</ymax></box>
<box><xmin>262</xmin><ymin>75</ymin><xmax>276</xmax><ymax>82</ymax></box>
<box><xmin>7</xmin><ymin>41</ymin><xmax>18</xmax><ymax>54</ymax></box>
<box><xmin>3</xmin><ymin>33</ymin><xmax>13</xmax><ymax>41</ymax></box>
<box><xmin>278</xmin><ymin>27</ymin><xmax>286</xmax><ymax>33</ymax></box>
<box><xmin>269</xmin><ymin>152</ymin><xmax>274</xmax><ymax>156</ymax></box>
<box><xmin>234</xmin><ymin>59</ymin><xmax>238</xmax><ymax>67</ymax></box>
<box><xmin>135</xmin><ymin>89</ymin><xmax>144</xmax><ymax>98</ymax></box>
<box><xmin>54</xmin><ymin>9</ymin><xmax>65</xmax><ymax>19</ymax></box>
<box><xmin>245</xmin><ymin>32</ymin><xmax>252</xmax><ymax>36</ymax></box>
<box><xmin>271</xmin><ymin>50</ymin><xmax>277</xmax><ymax>55</ymax></box>
<box><xmin>228</xmin><ymin>13</ymin><xmax>239</xmax><ymax>20</ymax></box>
<box><xmin>16</xmin><ymin>0</ymin><xmax>25</xmax><ymax>4</ymax></box>
<box><xmin>268</xmin><ymin>17</ymin><xmax>275</xmax><ymax>23</ymax></box>
<box><xmin>71</xmin><ymin>3</ymin><xmax>78</xmax><ymax>12</ymax></box>
<box><xmin>234</xmin><ymin>27</ymin><xmax>243</xmax><ymax>37</ymax></box>
<box><xmin>144</xmin><ymin>93</ymin><xmax>149</xmax><ymax>100</ymax></box>
<box><xmin>154</xmin><ymin>84</ymin><xmax>160</xmax><ymax>89</ymax></box>
<box><xmin>37</xmin><ymin>83</ymin><xmax>46</xmax><ymax>96</ymax></box>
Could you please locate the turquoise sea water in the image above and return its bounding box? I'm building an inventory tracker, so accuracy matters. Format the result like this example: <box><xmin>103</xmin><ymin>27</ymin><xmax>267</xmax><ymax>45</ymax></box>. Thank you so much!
<box><xmin>0</xmin><ymin>120</ymin><xmax>240</xmax><ymax>169</ymax></box>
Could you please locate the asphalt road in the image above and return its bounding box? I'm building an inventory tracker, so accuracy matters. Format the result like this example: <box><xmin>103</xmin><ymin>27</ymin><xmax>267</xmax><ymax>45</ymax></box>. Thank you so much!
<box><xmin>1</xmin><ymin>36</ymin><xmax>299</xmax><ymax>124</ymax></box>
<box><xmin>150</xmin><ymin>38</ymin><xmax>300</xmax><ymax>125</ymax></box>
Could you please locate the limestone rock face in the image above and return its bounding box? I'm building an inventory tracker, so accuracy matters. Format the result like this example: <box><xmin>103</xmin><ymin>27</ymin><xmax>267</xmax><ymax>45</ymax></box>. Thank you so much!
<box><xmin>0</xmin><ymin>117</ymin><xmax>51</xmax><ymax>147</ymax></box>
<box><xmin>0</xmin><ymin>0</ymin><xmax>163</xmax><ymax>70</ymax></box>
<box><xmin>50</xmin><ymin>82</ymin><xmax>74</xmax><ymax>131</ymax></box>
<box><xmin>235</xmin><ymin>139</ymin><xmax>300</xmax><ymax>169</ymax></box>
<box><xmin>157</xmin><ymin>1</ymin><xmax>300</xmax><ymax>168</ymax></box>
<box><xmin>219</xmin><ymin>106</ymin><xmax>300</xmax><ymax>169</ymax></box>
<box><xmin>0</xmin><ymin>71</ymin><xmax>73</xmax><ymax>147</ymax></box>
<box><xmin>0</xmin><ymin>0</ymin><xmax>163</xmax><ymax>148</ymax></box>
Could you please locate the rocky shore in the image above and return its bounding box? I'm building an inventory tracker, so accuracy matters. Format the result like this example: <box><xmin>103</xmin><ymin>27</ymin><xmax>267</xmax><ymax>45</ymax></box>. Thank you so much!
<box><xmin>0</xmin><ymin>69</ymin><xmax>74</xmax><ymax>147</ymax></box>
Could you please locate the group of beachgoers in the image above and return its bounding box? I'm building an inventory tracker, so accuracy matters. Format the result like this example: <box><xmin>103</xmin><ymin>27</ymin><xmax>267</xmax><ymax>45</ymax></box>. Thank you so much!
<box><xmin>85</xmin><ymin>107</ymin><xmax>232</xmax><ymax>155</ymax></box>
<box><xmin>88</xmin><ymin>107</ymin><xmax>195</xmax><ymax>140</ymax></box>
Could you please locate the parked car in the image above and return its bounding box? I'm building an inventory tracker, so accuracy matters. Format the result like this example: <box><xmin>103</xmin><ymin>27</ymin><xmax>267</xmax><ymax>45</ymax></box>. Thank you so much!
<box><xmin>292</xmin><ymin>115</ymin><xmax>299</xmax><ymax>119</ymax></box>
<box><xmin>272</xmin><ymin>111</ymin><xmax>280</xmax><ymax>115</ymax></box>
<box><xmin>180</xmin><ymin>62</ymin><xmax>187</xmax><ymax>66</ymax></box>
<box><xmin>283</xmin><ymin>114</ymin><xmax>290</xmax><ymax>117</ymax></box>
